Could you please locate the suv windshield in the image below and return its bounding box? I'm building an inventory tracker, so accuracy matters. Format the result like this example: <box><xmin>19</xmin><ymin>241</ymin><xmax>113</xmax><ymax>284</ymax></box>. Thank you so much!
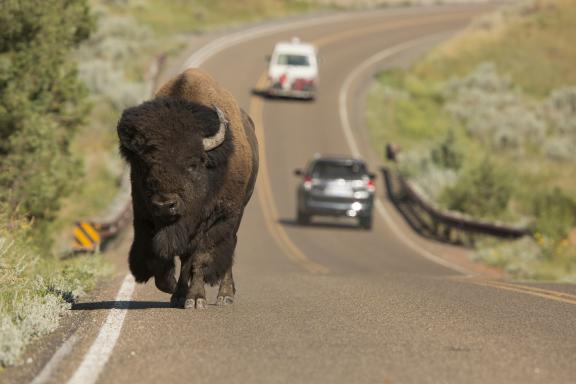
<box><xmin>276</xmin><ymin>54</ymin><xmax>310</xmax><ymax>66</ymax></box>
<box><xmin>311</xmin><ymin>161</ymin><xmax>367</xmax><ymax>180</ymax></box>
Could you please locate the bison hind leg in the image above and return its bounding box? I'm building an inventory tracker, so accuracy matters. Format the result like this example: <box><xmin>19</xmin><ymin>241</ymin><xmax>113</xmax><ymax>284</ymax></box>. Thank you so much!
<box><xmin>202</xmin><ymin>250</ymin><xmax>233</xmax><ymax>286</ymax></box>
<box><xmin>216</xmin><ymin>267</ymin><xmax>235</xmax><ymax>306</ymax></box>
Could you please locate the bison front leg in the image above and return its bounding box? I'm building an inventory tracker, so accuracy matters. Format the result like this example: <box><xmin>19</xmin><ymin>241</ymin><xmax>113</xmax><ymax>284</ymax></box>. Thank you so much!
<box><xmin>170</xmin><ymin>254</ymin><xmax>193</xmax><ymax>308</ymax></box>
<box><xmin>184</xmin><ymin>253</ymin><xmax>209</xmax><ymax>309</ymax></box>
<box><xmin>130</xmin><ymin>219</ymin><xmax>176</xmax><ymax>294</ymax></box>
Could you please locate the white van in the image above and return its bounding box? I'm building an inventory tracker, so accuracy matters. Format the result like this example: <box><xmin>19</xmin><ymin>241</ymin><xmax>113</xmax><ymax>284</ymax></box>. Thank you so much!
<box><xmin>267</xmin><ymin>38</ymin><xmax>319</xmax><ymax>99</ymax></box>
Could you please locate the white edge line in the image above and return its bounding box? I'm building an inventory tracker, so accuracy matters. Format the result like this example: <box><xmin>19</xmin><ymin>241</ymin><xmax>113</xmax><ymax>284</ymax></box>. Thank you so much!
<box><xmin>182</xmin><ymin>7</ymin><xmax>428</xmax><ymax>69</ymax></box>
<box><xmin>32</xmin><ymin>12</ymin><xmax>365</xmax><ymax>384</ymax></box>
<box><xmin>338</xmin><ymin>32</ymin><xmax>473</xmax><ymax>276</ymax></box>
<box><xmin>183</xmin><ymin>13</ymin><xmax>351</xmax><ymax>69</ymax></box>
<box><xmin>30</xmin><ymin>334</ymin><xmax>79</xmax><ymax>384</ymax></box>
<box><xmin>35</xmin><ymin>14</ymin><xmax>468</xmax><ymax>384</ymax></box>
<box><xmin>35</xmin><ymin>13</ymin><xmax>348</xmax><ymax>384</ymax></box>
<box><xmin>67</xmin><ymin>274</ymin><xmax>135</xmax><ymax>384</ymax></box>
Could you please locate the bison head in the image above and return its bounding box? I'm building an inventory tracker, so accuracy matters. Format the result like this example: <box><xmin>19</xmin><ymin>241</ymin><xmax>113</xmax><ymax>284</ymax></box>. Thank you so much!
<box><xmin>117</xmin><ymin>97</ymin><xmax>231</xmax><ymax>229</ymax></box>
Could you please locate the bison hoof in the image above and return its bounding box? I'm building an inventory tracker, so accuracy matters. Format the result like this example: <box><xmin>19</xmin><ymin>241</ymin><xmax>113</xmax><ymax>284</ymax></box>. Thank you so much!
<box><xmin>216</xmin><ymin>296</ymin><xmax>234</xmax><ymax>306</ymax></box>
<box><xmin>184</xmin><ymin>298</ymin><xmax>207</xmax><ymax>309</ymax></box>
<box><xmin>170</xmin><ymin>296</ymin><xmax>186</xmax><ymax>308</ymax></box>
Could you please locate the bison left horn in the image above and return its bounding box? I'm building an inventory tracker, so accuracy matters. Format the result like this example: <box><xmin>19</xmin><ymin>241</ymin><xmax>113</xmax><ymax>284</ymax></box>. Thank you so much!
<box><xmin>203</xmin><ymin>105</ymin><xmax>228</xmax><ymax>151</ymax></box>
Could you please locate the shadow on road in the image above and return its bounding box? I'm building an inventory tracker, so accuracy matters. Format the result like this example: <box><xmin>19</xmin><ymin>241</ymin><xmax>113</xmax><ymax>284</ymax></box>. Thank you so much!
<box><xmin>72</xmin><ymin>301</ymin><xmax>171</xmax><ymax>311</ymax></box>
<box><xmin>250</xmin><ymin>88</ymin><xmax>314</xmax><ymax>103</ymax></box>
<box><xmin>279</xmin><ymin>218</ymin><xmax>362</xmax><ymax>231</ymax></box>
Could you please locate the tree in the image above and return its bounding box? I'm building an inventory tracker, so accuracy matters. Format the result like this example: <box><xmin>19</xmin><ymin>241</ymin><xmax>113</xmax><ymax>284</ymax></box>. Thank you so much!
<box><xmin>0</xmin><ymin>0</ymin><xmax>93</xmax><ymax>220</ymax></box>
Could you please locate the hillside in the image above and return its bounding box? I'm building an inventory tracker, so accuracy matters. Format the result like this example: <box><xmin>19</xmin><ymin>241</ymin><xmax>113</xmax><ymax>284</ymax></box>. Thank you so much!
<box><xmin>366</xmin><ymin>0</ymin><xmax>576</xmax><ymax>280</ymax></box>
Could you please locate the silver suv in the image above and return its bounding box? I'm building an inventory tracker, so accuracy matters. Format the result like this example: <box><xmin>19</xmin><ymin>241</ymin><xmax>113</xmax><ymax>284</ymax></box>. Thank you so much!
<box><xmin>294</xmin><ymin>155</ymin><xmax>376</xmax><ymax>229</ymax></box>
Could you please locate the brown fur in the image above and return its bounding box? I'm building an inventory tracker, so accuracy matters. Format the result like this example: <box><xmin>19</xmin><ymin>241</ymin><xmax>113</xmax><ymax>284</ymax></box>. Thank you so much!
<box><xmin>156</xmin><ymin>69</ymin><xmax>255</xmax><ymax>211</ymax></box>
<box><xmin>118</xmin><ymin>68</ymin><xmax>258</xmax><ymax>303</ymax></box>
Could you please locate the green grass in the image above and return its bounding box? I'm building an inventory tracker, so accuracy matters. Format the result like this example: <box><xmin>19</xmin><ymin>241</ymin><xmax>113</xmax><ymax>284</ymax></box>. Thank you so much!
<box><xmin>415</xmin><ymin>0</ymin><xmax>576</xmax><ymax>97</ymax></box>
<box><xmin>121</xmin><ymin>0</ymin><xmax>324</xmax><ymax>36</ymax></box>
<box><xmin>62</xmin><ymin>0</ymin><xmax>336</xmax><ymax>232</ymax></box>
<box><xmin>0</xmin><ymin>218</ymin><xmax>110</xmax><ymax>367</ymax></box>
<box><xmin>3</xmin><ymin>0</ymin><xmax>342</xmax><ymax>369</ymax></box>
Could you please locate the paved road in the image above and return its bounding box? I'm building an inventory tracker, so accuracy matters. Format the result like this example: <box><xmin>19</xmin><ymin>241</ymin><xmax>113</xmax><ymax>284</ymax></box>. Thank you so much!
<box><xmin>9</xmin><ymin>4</ymin><xmax>576</xmax><ymax>384</ymax></box>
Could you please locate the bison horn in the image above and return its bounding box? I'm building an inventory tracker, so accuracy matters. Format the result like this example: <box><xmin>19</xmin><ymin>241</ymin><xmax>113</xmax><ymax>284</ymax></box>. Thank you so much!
<box><xmin>203</xmin><ymin>105</ymin><xmax>228</xmax><ymax>151</ymax></box>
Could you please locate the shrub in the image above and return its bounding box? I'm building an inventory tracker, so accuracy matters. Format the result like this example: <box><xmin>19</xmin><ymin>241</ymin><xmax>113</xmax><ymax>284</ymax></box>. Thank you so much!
<box><xmin>78</xmin><ymin>59</ymin><xmax>147</xmax><ymax>110</ymax></box>
<box><xmin>0</xmin><ymin>218</ymin><xmax>108</xmax><ymax>367</ymax></box>
<box><xmin>531</xmin><ymin>188</ymin><xmax>576</xmax><ymax>241</ymax></box>
<box><xmin>474</xmin><ymin>235</ymin><xmax>576</xmax><ymax>281</ymax></box>
<box><xmin>76</xmin><ymin>13</ymin><xmax>151</xmax><ymax>110</ymax></box>
<box><xmin>444</xmin><ymin>63</ymin><xmax>547</xmax><ymax>150</ymax></box>
<box><xmin>431</xmin><ymin>130</ymin><xmax>463</xmax><ymax>170</ymax></box>
<box><xmin>0</xmin><ymin>0</ymin><xmax>93</xmax><ymax>221</ymax></box>
<box><xmin>440</xmin><ymin>157</ymin><xmax>513</xmax><ymax>219</ymax></box>
<box><xmin>545</xmin><ymin>87</ymin><xmax>576</xmax><ymax>135</ymax></box>
<box><xmin>544</xmin><ymin>136</ymin><xmax>576</xmax><ymax>161</ymax></box>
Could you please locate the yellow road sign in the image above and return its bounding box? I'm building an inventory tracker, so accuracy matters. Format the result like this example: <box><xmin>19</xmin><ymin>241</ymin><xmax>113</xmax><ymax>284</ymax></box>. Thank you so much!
<box><xmin>72</xmin><ymin>221</ymin><xmax>101</xmax><ymax>252</ymax></box>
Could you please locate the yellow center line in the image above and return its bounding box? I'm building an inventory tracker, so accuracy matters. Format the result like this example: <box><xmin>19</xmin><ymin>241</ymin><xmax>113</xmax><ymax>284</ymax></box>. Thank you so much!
<box><xmin>470</xmin><ymin>279</ymin><xmax>576</xmax><ymax>306</ymax></box>
<box><xmin>250</xmin><ymin>88</ymin><xmax>329</xmax><ymax>274</ymax></box>
<box><xmin>249</xmin><ymin>10</ymin><xmax>576</xmax><ymax>305</ymax></box>
<box><xmin>249</xmin><ymin>12</ymin><xmax>479</xmax><ymax>275</ymax></box>
<box><xmin>250</xmin><ymin>11</ymin><xmax>576</xmax><ymax>304</ymax></box>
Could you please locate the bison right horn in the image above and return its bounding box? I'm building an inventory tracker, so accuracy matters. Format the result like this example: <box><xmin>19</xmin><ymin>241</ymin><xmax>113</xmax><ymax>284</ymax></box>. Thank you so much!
<box><xmin>203</xmin><ymin>105</ymin><xmax>228</xmax><ymax>151</ymax></box>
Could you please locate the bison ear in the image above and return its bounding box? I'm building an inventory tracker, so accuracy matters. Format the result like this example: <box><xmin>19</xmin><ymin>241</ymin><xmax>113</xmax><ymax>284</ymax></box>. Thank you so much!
<box><xmin>117</xmin><ymin>110</ymin><xmax>143</xmax><ymax>155</ymax></box>
<box><xmin>118</xmin><ymin>129</ymin><xmax>136</xmax><ymax>153</ymax></box>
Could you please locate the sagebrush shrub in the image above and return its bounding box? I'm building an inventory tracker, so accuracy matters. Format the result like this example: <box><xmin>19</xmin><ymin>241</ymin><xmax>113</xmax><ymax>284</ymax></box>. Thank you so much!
<box><xmin>444</xmin><ymin>63</ymin><xmax>547</xmax><ymax>150</ymax></box>
<box><xmin>440</xmin><ymin>157</ymin><xmax>513</xmax><ymax>219</ymax></box>
<box><xmin>0</xmin><ymin>0</ymin><xmax>93</xmax><ymax>220</ymax></box>
<box><xmin>431</xmin><ymin>130</ymin><xmax>463</xmax><ymax>169</ymax></box>
<box><xmin>531</xmin><ymin>188</ymin><xmax>576</xmax><ymax>241</ymax></box>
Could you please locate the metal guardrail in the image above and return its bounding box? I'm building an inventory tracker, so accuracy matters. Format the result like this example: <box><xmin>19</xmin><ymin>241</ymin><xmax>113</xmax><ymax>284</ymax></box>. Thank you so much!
<box><xmin>382</xmin><ymin>143</ymin><xmax>531</xmax><ymax>243</ymax></box>
<box><xmin>71</xmin><ymin>54</ymin><xmax>166</xmax><ymax>253</ymax></box>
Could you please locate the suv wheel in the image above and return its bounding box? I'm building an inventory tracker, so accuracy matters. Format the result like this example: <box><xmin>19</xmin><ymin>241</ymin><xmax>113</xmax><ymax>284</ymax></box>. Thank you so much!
<box><xmin>359</xmin><ymin>215</ymin><xmax>373</xmax><ymax>230</ymax></box>
<box><xmin>297</xmin><ymin>210</ymin><xmax>310</xmax><ymax>225</ymax></box>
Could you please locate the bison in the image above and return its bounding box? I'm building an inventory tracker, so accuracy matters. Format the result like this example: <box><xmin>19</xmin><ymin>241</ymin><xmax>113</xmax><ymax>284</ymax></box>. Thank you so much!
<box><xmin>117</xmin><ymin>68</ymin><xmax>258</xmax><ymax>309</ymax></box>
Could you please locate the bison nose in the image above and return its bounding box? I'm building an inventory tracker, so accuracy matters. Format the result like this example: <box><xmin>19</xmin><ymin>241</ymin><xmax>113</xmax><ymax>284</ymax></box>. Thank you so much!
<box><xmin>151</xmin><ymin>195</ymin><xmax>180</xmax><ymax>216</ymax></box>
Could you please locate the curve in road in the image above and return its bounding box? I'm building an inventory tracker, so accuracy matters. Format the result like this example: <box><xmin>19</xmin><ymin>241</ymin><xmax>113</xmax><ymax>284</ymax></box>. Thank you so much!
<box><xmin>20</xmin><ymin>5</ymin><xmax>576</xmax><ymax>384</ymax></box>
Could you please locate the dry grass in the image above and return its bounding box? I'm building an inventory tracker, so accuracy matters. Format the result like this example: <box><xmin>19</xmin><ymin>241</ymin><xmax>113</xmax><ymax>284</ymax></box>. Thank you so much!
<box><xmin>416</xmin><ymin>0</ymin><xmax>576</xmax><ymax>96</ymax></box>
<box><xmin>365</xmin><ymin>0</ymin><xmax>576</xmax><ymax>280</ymax></box>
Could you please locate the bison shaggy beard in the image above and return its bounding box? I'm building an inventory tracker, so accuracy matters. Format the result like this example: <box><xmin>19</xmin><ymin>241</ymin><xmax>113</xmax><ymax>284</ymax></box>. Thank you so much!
<box><xmin>152</xmin><ymin>216</ymin><xmax>198</xmax><ymax>260</ymax></box>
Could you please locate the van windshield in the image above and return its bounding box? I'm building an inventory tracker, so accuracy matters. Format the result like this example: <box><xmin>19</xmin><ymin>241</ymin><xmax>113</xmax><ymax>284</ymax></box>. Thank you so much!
<box><xmin>276</xmin><ymin>54</ymin><xmax>310</xmax><ymax>66</ymax></box>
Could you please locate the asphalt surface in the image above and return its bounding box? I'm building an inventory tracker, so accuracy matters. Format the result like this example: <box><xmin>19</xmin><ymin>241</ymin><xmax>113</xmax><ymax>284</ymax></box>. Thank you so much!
<box><xmin>7</xmin><ymin>4</ymin><xmax>576</xmax><ymax>384</ymax></box>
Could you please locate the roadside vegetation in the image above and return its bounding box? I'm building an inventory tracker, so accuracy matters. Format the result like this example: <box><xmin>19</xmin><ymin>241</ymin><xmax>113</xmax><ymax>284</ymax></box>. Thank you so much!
<box><xmin>0</xmin><ymin>0</ymin><xmax>110</xmax><ymax>368</ymax></box>
<box><xmin>0</xmin><ymin>0</ymin><xmax>372</xmax><ymax>369</ymax></box>
<box><xmin>0</xmin><ymin>0</ymin><xmax>509</xmax><ymax>369</ymax></box>
<box><xmin>366</xmin><ymin>0</ymin><xmax>576</xmax><ymax>281</ymax></box>
<box><xmin>0</xmin><ymin>217</ymin><xmax>109</xmax><ymax>367</ymax></box>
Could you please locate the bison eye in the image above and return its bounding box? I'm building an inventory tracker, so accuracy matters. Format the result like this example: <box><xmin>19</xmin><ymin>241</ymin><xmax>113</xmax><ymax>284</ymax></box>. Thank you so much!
<box><xmin>186</xmin><ymin>164</ymin><xmax>198</xmax><ymax>173</ymax></box>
